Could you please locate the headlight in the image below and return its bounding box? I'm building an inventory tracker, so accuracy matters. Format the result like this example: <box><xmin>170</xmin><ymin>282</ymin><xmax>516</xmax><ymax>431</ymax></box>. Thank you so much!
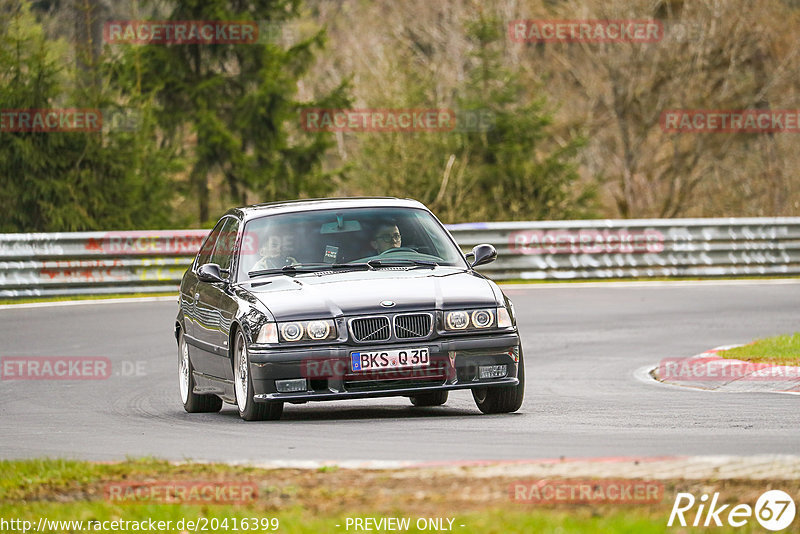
<box><xmin>306</xmin><ymin>320</ymin><xmax>331</xmax><ymax>340</ymax></box>
<box><xmin>471</xmin><ymin>309</ymin><xmax>493</xmax><ymax>328</ymax></box>
<box><xmin>256</xmin><ymin>322</ymin><xmax>278</xmax><ymax>344</ymax></box>
<box><xmin>445</xmin><ymin>311</ymin><xmax>469</xmax><ymax>330</ymax></box>
<box><xmin>280</xmin><ymin>322</ymin><xmax>304</xmax><ymax>341</ymax></box>
<box><xmin>445</xmin><ymin>309</ymin><xmax>496</xmax><ymax>331</ymax></box>
<box><xmin>444</xmin><ymin>308</ymin><xmax>513</xmax><ymax>331</ymax></box>
<box><xmin>278</xmin><ymin>319</ymin><xmax>337</xmax><ymax>342</ymax></box>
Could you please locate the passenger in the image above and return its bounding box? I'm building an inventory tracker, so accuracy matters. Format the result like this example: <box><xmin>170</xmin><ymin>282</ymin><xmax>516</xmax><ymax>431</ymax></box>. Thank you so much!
<box><xmin>251</xmin><ymin>235</ymin><xmax>297</xmax><ymax>271</ymax></box>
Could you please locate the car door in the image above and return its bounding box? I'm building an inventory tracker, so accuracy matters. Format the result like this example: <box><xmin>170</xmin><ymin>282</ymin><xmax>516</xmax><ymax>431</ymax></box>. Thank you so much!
<box><xmin>189</xmin><ymin>218</ymin><xmax>228</xmax><ymax>376</ymax></box>
<box><xmin>181</xmin><ymin>223</ymin><xmax>221</xmax><ymax>341</ymax></box>
<box><xmin>194</xmin><ymin>216</ymin><xmax>240</xmax><ymax>380</ymax></box>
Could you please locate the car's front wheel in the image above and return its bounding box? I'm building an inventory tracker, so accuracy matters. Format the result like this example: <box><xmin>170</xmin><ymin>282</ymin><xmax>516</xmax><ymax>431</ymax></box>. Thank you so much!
<box><xmin>178</xmin><ymin>329</ymin><xmax>222</xmax><ymax>413</ymax></box>
<box><xmin>472</xmin><ymin>349</ymin><xmax>525</xmax><ymax>414</ymax></box>
<box><xmin>234</xmin><ymin>330</ymin><xmax>283</xmax><ymax>421</ymax></box>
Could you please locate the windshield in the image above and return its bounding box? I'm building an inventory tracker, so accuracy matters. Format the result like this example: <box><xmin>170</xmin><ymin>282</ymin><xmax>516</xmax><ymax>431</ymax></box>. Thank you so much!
<box><xmin>236</xmin><ymin>207</ymin><xmax>467</xmax><ymax>281</ymax></box>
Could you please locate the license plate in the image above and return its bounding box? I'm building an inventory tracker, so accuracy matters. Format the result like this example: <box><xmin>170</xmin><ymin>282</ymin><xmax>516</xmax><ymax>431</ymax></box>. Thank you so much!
<box><xmin>350</xmin><ymin>348</ymin><xmax>429</xmax><ymax>372</ymax></box>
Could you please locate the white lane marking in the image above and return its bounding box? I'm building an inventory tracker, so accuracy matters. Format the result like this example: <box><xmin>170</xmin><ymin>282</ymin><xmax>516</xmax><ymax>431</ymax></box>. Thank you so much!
<box><xmin>500</xmin><ymin>278</ymin><xmax>800</xmax><ymax>290</ymax></box>
<box><xmin>0</xmin><ymin>296</ymin><xmax>176</xmax><ymax>310</ymax></box>
<box><xmin>206</xmin><ymin>455</ymin><xmax>800</xmax><ymax>475</ymax></box>
<box><xmin>633</xmin><ymin>364</ymin><xmax>716</xmax><ymax>393</ymax></box>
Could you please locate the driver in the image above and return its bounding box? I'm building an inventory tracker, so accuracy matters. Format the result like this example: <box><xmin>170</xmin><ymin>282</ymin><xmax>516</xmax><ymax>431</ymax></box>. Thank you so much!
<box><xmin>371</xmin><ymin>222</ymin><xmax>402</xmax><ymax>254</ymax></box>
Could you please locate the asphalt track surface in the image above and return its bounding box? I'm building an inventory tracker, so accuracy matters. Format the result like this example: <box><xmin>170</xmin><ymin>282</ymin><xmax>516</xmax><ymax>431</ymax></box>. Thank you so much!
<box><xmin>1</xmin><ymin>281</ymin><xmax>799</xmax><ymax>463</ymax></box>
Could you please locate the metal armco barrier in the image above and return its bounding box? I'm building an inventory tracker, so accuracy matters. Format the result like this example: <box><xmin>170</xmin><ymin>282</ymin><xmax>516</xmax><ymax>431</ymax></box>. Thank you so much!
<box><xmin>1</xmin><ymin>218</ymin><xmax>799</xmax><ymax>298</ymax></box>
<box><xmin>448</xmin><ymin>217</ymin><xmax>800</xmax><ymax>280</ymax></box>
<box><xmin>0</xmin><ymin>230</ymin><xmax>207</xmax><ymax>298</ymax></box>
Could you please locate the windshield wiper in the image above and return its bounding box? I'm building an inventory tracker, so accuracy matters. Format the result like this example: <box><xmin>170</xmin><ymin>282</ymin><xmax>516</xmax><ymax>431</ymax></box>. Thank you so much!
<box><xmin>248</xmin><ymin>262</ymin><xmax>373</xmax><ymax>279</ymax></box>
<box><xmin>367</xmin><ymin>259</ymin><xmax>437</xmax><ymax>268</ymax></box>
<box><xmin>248</xmin><ymin>264</ymin><xmax>323</xmax><ymax>278</ymax></box>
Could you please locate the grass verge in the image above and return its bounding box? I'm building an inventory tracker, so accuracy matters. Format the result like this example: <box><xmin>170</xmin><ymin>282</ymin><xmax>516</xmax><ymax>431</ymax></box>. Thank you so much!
<box><xmin>718</xmin><ymin>332</ymin><xmax>800</xmax><ymax>366</ymax></box>
<box><xmin>1</xmin><ymin>459</ymin><xmax>797</xmax><ymax>533</ymax></box>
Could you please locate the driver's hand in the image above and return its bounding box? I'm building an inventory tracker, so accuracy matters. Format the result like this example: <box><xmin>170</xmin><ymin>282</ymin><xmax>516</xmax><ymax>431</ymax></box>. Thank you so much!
<box><xmin>285</xmin><ymin>256</ymin><xmax>299</xmax><ymax>266</ymax></box>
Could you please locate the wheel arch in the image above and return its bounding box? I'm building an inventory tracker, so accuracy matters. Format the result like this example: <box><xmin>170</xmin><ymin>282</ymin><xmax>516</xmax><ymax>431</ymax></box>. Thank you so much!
<box><xmin>228</xmin><ymin>321</ymin><xmax>243</xmax><ymax>376</ymax></box>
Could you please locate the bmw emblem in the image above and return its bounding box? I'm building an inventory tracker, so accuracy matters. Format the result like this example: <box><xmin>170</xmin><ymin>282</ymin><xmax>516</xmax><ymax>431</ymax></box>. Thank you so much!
<box><xmin>380</xmin><ymin>300</ymin><xmax>396</xmax><ymax>307</ymax></box>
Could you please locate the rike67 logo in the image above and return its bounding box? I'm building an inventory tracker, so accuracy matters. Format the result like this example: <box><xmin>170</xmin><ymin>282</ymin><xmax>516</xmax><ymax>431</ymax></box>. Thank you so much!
<box><xmin>668</xmin><ymin>490</ymin><xmax>796</xmax><ymax>531</ymax></box>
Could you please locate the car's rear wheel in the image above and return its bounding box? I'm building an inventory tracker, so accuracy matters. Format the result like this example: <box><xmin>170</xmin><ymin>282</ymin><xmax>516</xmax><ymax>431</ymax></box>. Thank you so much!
<box><xmin>234</xmin><ymin>329</ymin><xmax>283</xmax><ymax>421</ymax></box>
<box><xmin>472</xmin><ymin>349</ymin><xmax>525</xmax><ymax>414</ymax></box>
<box><xmin>409</xmin><ymin>391</ymin><xmax>448</xmax><ymax>406</ymax></box>
<box><xmin>178</xmin><ymin>329</ymin><xmax>222</xmax><ymax>413</ymax></box>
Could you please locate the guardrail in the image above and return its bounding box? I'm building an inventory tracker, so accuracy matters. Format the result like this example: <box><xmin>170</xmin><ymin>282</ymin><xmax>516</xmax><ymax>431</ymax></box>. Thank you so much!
<box><xmin>448</xmin><ymin>217</ymin><xmax>800</xmax><ymax>280</ymax></box>
<box><xmin>1</xmin><ymin>218</ymin><xmax>799</xmax><ymax>298</ymax></box>
<box><xmin>0</xmin><ymin>230</ymin><xmax>207</xmax><ymax>299</ymax></box>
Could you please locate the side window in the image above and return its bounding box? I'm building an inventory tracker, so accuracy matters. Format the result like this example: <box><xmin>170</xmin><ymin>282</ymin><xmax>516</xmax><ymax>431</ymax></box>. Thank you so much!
<box><xmin>196</xmin><ymin>219</ymin><xmax>227</xmax><ymax>268</ymax></box>
<box><xmin>211</xmin><ymin>217</ymin><xmax>240</xmax><ymax>273</ymax></box>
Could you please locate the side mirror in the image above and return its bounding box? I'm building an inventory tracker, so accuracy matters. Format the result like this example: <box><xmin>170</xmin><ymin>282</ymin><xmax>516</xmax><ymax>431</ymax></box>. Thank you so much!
<box><xmin>197</xmin><ymin>263</ymin><xmax>226</xmax><ymax>283</ymax></box>
<box><xmin>469</xmin><ymin>244</ymin><xmax>497</xmax><ymax>268</ymax></box>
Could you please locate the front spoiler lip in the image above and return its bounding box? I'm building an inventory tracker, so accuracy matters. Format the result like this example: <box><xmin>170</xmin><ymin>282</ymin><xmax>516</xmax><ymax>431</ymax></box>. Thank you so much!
<box><xmin>252</xmin><ymin>377</ymin><xmax>519</xmax><ymax>402</ymax></box>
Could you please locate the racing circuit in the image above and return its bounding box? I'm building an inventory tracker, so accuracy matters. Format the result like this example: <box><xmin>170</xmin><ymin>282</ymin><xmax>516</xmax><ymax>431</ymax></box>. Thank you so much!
<box><xmin>1</xmin><ymin>280</ymin><xmax>798</xmax><ymax>462</ymax></box>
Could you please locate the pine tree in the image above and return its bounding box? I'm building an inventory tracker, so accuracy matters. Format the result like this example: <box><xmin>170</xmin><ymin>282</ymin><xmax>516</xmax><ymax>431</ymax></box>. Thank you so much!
<box><xmin>448</xmin><ymin>11</ymin><xmax>594</xmax><ymax>221</ymax></box>
<box><xmin>0</xmin><ymin>1</ymin><xmax>179</xmax><ymax>231</ymax></box>
<box><xmin>130</xmin><ymin>0</ymin><xmax>349</xmax><ymax>224</ymax></box>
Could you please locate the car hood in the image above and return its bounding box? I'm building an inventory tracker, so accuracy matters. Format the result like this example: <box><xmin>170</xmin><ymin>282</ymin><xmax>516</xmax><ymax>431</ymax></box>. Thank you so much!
<box><xmin>240</xmin><ymin>268</ymin><xmax>501</xmax><ymax>320</ymax></box>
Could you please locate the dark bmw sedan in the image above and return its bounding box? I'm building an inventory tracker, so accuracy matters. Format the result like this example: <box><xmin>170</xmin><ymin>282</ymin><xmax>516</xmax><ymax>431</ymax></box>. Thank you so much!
<box><xmin>175</xmin><ymin>198</ymin><xmax>524</xmax><ymax>420</ymax></box>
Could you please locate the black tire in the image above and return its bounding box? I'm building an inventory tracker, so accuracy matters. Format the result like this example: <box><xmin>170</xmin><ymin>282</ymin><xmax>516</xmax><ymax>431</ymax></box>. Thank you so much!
<box><xmin>472</xmin><ymin>348</ymin><xmax>525</xmax><ymax>414</ymax></box>
<box><xmin>233</xmin><ymin>330</ymin><xmax>283</xmax><ymax>421</ymax></box>
<box><xmin>178</xmin><ymin>330</ymin><xmax>222</xmax><ymax>413</ymax></box>
<box><xmin>410</xmin><ymin>390</ymin><xmax>449</xmax><ymax>407</ymax></box>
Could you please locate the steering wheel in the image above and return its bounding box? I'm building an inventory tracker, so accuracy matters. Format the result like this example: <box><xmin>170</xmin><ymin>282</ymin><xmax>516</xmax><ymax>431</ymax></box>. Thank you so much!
<box><xmin>379</xmin><ymin>246</ymin><xmax>418</xmax><ymax>255</ymax></box>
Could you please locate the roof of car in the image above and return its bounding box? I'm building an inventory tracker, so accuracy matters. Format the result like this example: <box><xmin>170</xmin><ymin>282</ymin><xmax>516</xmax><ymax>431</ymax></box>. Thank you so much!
<box><xmin>229</xmin><ymin>197</ymin><xmax>429</xmax><ymax>221</ymax></box>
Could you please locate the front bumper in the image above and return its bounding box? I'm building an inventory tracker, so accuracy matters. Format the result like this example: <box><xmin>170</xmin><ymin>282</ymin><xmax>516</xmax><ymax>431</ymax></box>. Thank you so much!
<box><xmin>248</xmin><ymin>332</ymin><xmax>521</xmax><ymax>402</ymax></box>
